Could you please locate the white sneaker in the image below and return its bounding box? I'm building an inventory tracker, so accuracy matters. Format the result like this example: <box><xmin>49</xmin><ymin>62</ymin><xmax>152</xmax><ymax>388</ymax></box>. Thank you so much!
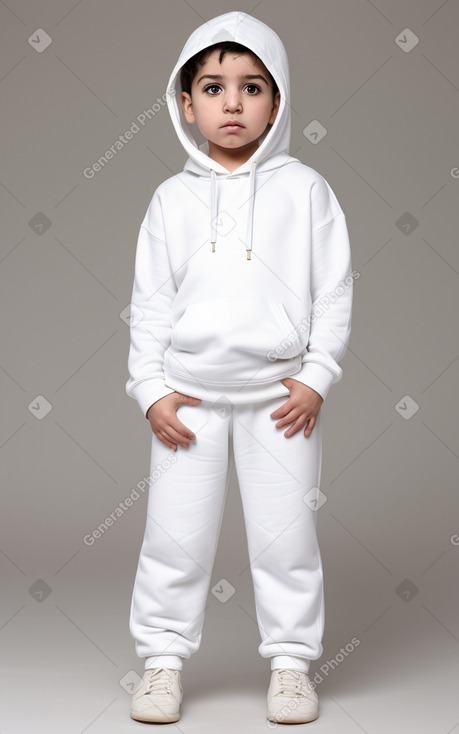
<box><xmin>267</xmin><ymin>668</ymin><xmax>319</xmax><ymax>724</ymax></box>
<box><xmin>130</xmin><ymin>667</ymin><xmax>183</xmax><ymax>723</ymax></box>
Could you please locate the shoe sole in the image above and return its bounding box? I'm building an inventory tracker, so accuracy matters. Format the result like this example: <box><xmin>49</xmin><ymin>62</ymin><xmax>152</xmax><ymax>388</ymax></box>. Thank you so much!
<box><xmin>130</xmin><ymin>710</ymin><xmax>181</xmax><ymax>723</ymax></box>
<box><xmin>267</xmin><ymin>709</ymin><xmax>319</xmax><ymax>724</ymax></box>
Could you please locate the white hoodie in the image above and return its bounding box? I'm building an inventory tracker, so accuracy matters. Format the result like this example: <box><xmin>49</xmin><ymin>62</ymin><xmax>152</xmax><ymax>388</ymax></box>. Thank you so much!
<box><xmin>126</xmin><ymin>10</ymin><xmax>354</xmax><ymax>418</ymax></box>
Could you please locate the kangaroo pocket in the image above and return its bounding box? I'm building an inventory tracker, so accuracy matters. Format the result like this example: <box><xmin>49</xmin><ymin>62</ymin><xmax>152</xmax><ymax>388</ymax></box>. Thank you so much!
<box><xmin>165</xmin><ymin>296</ymin><xmax>306</xmax><ymax>386</ymax></box>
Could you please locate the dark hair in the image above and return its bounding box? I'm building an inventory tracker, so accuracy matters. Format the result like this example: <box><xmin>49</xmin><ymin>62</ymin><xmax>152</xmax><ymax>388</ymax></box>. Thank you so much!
<box><xmin>180</xmin><ymin>41</ymin><xmax>279</xmax><ymax>99</ymax></box>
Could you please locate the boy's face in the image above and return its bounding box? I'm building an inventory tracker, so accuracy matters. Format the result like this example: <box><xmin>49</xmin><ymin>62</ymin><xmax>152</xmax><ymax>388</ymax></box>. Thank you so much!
<box><xmin>181</xmin><ymin>50</ymin><xmax>280</xmax><ymax>170</ymax></box>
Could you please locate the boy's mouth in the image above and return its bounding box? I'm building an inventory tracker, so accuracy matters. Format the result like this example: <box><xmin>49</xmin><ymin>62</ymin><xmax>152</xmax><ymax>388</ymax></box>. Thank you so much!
<box><xmin>220</xmin><ymin>120</ymin><xmax>245</xmax><ymax>130</ymax></box>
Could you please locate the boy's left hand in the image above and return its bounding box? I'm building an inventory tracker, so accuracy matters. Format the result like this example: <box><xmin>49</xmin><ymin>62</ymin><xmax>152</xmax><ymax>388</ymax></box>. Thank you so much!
<box><xmin>270</xmin><ymin>378</ymin><xmax>324</xmax><ymax>438</ymax></box>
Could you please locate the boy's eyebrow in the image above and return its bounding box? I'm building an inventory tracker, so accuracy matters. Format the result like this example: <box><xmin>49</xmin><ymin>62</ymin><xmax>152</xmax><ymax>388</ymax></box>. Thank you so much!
<box><xmin>196</xmin><ymin>73</ymin><xmax>270</xmax><ymax>86</ymax></box>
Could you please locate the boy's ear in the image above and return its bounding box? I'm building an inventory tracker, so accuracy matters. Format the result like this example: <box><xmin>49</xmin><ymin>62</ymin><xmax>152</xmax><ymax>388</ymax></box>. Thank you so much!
<box><xmin>181</xmin><ymin>91</ymin><xmax>195</xmax><ymax>124</ymax></box>
<box><xmin>268</xmin><ymin>91</ymin><xmax>281</xmax><ymax>126</ymax></box>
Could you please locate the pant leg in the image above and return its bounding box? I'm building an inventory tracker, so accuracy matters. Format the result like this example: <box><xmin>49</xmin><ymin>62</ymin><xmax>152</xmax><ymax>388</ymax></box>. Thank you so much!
<box><xmin>232</xmin><ymin>395</ymin><xmax>324</xmax><ymax>675</ymax></box>
<box><xmin>129</xmin><ymin>400</ymin><xmax>231</xmax><ymax>671</ymax></box>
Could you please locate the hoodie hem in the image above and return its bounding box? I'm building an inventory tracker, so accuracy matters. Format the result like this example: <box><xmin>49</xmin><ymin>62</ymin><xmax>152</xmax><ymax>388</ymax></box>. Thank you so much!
<box><xmin>163</xmin><ymin>370</ymin><xmax>293</xmax><ymax>405</ymax></box>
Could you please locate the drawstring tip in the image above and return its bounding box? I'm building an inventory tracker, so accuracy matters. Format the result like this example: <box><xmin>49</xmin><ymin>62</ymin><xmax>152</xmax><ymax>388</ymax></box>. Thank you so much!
<box><xmin>211</xmin><ymin>242</ymin><xmax>216</xmax><ymax>253</ymax></box>
<box><xmin>247</xmin><ymin>249</ymin><xmax>251</xmax><ymax>260</ymax></box>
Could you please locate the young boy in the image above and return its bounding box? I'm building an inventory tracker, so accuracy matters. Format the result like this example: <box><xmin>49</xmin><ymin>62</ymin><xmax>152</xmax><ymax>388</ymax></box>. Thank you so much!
<box><xmin>126</xmin><ymin>10</ymin><xmax>353</xmax><ymax>725</ymax></box>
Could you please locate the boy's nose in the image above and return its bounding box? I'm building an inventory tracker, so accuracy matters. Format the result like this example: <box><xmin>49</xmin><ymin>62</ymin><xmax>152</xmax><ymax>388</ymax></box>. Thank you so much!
<box><xmin>223</xmin><ymin>95</ymin><xmax>242</xmax><ymax>112</ymax></box>
<box><xmin>224</xmin><ymin>99</ymin><xmax>242</xmax><ymax>112</ymax></box>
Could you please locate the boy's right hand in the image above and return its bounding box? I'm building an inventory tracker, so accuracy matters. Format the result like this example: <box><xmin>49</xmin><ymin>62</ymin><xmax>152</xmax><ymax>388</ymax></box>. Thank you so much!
<box><xmin>146</xmin><ymin>392</ymin><xmax>201</xmax><ymax>451</ymax></box>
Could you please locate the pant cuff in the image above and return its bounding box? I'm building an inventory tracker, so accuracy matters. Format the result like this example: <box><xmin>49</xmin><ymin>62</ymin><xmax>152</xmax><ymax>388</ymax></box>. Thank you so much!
<box><xmin>270</xmin><ymin>655</ymin><xmax>310</xmax><ymax>673</ymax></box>
<box><xmin>145</xmin><ymin>654</ymin><xmax>183</xmax><ymax>671</ymax></box>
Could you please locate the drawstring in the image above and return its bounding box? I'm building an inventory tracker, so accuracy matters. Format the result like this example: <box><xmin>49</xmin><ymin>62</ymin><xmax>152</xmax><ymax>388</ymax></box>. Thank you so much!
<box><xmin>245</xmin><ymin>160</ymin><xmax>257</xmax><ymax>260</ymax></box>
<box><xmin>210</xmin><ymin>168</ymin><xmax>217</xmax><ymax>253</ymax></box>
<box><xmin>210</xmin><ymin>161</ymin><xmax>257</xmax><ymax>260</ymax></box>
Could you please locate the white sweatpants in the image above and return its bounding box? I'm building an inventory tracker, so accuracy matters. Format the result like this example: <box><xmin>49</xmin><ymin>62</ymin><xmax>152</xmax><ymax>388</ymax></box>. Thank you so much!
<box><xmin>129</xmin><ymin>394</ymin><xmax>324</xmax><ymax>674</ymax></box>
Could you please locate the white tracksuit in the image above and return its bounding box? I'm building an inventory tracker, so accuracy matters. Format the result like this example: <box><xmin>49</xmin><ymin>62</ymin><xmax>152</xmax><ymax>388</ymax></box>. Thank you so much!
<box><xmin>126</xmin><ymin>11</ymin><xmax>354</xmax><ymax>674</ymax></box>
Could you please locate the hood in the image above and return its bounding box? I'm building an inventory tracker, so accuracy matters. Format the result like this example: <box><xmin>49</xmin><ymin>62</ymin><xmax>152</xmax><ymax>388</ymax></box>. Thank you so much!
<box><xmin>165</xmin><ymin>10</ymin><xmax>294</xmax><ymax>259</ymax></box>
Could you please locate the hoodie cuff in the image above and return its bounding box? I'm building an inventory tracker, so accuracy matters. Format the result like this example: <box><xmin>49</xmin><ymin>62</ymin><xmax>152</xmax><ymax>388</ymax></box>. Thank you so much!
<box><xmin>290</xmin><ymin>361</ymin><xmax>337</xmax><ymax>402</ymax></box>
<box><xmin>130</xmin><ymin>379</ymin><xmax>176</xmax><ymax>419</ymax></box>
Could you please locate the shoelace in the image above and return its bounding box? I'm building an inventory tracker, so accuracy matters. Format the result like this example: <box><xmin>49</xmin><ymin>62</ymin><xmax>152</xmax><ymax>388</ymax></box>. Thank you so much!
<box><xmin>277</xmin><ymin>669</ymin><xmax>311</xmax><ymax>697</ymax></box>
<box><xmin>145</xmin><ymin>668</ymin><xmax>175</xmax><ymax>695</ymax></box>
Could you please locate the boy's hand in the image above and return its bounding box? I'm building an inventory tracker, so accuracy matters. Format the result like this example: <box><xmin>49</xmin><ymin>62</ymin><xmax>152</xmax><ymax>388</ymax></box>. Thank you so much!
<box><xmin>270</xmin><ymin>378</ymin><xmax>324</xmax><ymax>438</ymax></box>
<box><xmin>146</xmin><ymin>392</ymin><xmax>201</xmax><ymax>451</ymax></box>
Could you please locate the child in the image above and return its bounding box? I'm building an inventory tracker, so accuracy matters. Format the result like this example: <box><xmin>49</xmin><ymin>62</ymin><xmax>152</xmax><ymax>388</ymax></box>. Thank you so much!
<box><xmin>126</xmin><ymin>10</ymin><xmax>353</xmax><ymax>725</ymax></box>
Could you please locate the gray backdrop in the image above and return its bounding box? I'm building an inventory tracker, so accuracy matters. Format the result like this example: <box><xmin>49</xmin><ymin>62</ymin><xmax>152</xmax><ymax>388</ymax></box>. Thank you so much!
<box><xmin>1</xmin><ymin>1</ymin><xmax>458</xmax><ymax>732</ymax></box>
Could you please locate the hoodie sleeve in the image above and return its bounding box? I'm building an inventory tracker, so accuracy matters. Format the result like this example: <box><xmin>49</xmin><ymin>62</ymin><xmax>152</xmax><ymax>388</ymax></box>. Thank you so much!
<box><xmin>125</xmin><ymin>191</ymin><xmax>177</xmax><ymax>418</ymax></box>
<box><xmin>291</xmin><ymin>177</ymin><xmax>353</xmax><ymax>402</ymax></box>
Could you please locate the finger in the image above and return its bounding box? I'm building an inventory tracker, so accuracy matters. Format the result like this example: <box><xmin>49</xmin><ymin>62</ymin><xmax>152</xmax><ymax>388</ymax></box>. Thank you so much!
<box><xmin>160</xmin><ymin>415</ymin><xmax>198</xmax><ymax>447</ymax></box>
<box><xmin>283</xmin><ymin>415</ymin><xmax>305</xmax><ymax>438</ymax></box>
<box><xmin>304</xmin><ymin>415</ymin><xmax>316</xmax><ymax>438</ymax></box>
<box><xmin>169</xmin><ymin>416</ymin><xmax>197</xmax><ymax>443</ymax></box>
<box><xmin>273</xmin><ymin>407</ymin><xmax>298</xmax><ymax>428</ymax></box>
<box><xmin>160</xmin><ymin>424</ymin><xmax>193</xmax><ymax>448</ymax></box>
<box><xmin>270</xmin><ymin>399</ymin><xmax>291</xmax><ymax>419</ymax></box>
<box><xmin>155</xmin><ymin>430</ymin><xmax>178</xmax><ymax>451</ymax></box>
<box><xmin>175</xmin><ymin>394</ymin><xmax>201</xmax><ymax>406</ymax></box>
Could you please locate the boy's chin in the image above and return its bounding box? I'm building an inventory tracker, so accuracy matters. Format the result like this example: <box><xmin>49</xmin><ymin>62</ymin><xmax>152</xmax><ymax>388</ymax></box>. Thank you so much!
<box><xmin>209</xmin><ymin>138</ymin><xmax>261</xmax><ymax>152</ymax></box>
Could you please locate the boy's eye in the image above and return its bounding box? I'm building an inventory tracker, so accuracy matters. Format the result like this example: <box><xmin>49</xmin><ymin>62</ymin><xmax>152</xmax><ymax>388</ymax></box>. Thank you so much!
<box><xmin>203</xmin><ymin>84</ymin><xmax>222</xmax><ymax>95</ymax></box>
<box><xmin>202</xmin><ymin>84</ymin><xmax>262</xmax><ymax>95</ymax></box>
<box><xmin>244</xmin><ymin>84</ymin><xmax>261</xmax><ymax>94</ymax></box>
